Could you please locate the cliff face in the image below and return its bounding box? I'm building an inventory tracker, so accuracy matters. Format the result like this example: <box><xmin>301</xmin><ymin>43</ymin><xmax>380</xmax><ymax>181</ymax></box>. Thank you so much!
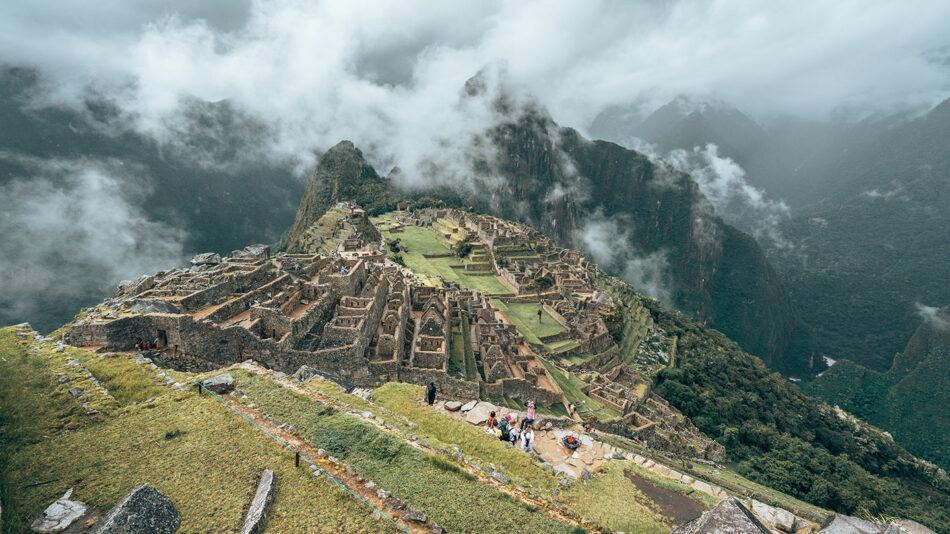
<box><xmin>473</xmin><ymin>110</ymin><xmax>815</xmax><ymax>375</ymax></box>
<box><xmin>285</xmin><ymin>110</ymin><xmax>815</xmax><ymax>375</ymax></box>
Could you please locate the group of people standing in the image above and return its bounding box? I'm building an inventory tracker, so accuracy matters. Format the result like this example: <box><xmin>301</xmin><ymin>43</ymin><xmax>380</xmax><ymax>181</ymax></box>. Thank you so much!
<box><xmin>485</xmin><ymin>402</ymin><xmax>536</xmax><ymax>454</ymax></box>
<box><xmin>134</xmin><ymin>337</ymin><xmax>160</xmax><ymax>350</ymax></box>
<box><xmin>424</xmin><ymin>382</ymin><xmax>537</xmax><ymax>454</ymax></box>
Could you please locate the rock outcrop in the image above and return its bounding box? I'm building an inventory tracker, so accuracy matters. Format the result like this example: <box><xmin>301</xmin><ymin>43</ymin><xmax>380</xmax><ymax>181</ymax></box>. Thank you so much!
<box><xmin>191</xmin><ymin>253</ymin><xmax>222</xmax><ymax>266</ymax></box>
<box><xmin>203</xmin><ymin>373</ymin><xmax>235</xmax><ymax>394</ymax></box>
<box><xmin>92</xmin><ymin>484</ymin><xmax>180</xmax><ymax>534</ymax></box>
<box><xmin>239</xmin><ymin>469</ymin><xmax>276</xmax><ymax>534</ymax></box>
<box><xmin>30</xmin><ymin>488</ymin><xmax>88</xmax><ymax>533</ymax></box>
<box><xmin>670</xmin><ymin>498</ymin><xmax>769</xmax><ymax>534</ymax></box>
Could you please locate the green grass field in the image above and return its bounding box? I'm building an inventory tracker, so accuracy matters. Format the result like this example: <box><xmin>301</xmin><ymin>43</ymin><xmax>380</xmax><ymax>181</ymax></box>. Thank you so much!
<box><xmin>0</xmin><ymin>328</ymin><xmax>395</xmax><ymax>534</ymax></box>
<box><xmin>233</xmin><ymin>371</ymin><xmax>576</xmax><ymax>533</ymax></box>
<box><xmin>491</xmin><ymin>300</ymin><xmax>568</xmax><ymax>350</ymax></box>
<box><xmin>449</xmin><ymin>328</ymin><xmax>466</xmax><ymax>379</ymax></box>
<box><xmin>374</xmin><ymin>216</ymin><xmax>512</xmax><ymax>294</ymax></box>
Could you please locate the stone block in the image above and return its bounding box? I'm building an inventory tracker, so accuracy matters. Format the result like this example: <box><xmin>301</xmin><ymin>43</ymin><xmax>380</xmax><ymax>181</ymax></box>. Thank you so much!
<box><xmin>239</xmin><ymin>469</ymin><xmax>276</xmax><ymax>534</ymax></box>
<box><xmin>92</xmin><ymin>484</ymin><xmax>180</xmax><ymax>534</ymax></box>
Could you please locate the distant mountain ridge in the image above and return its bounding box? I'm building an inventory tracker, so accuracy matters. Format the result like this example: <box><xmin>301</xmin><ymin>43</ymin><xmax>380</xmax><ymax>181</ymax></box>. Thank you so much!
<box><xmin>806</xmin><ymin>306</ymin><xmax>950</xmax><ymax>470</ymax></box>
<box><xmin>285</xmin><ymin>95</ymin><xmax>818</xmax><ymax>377</ymax></box>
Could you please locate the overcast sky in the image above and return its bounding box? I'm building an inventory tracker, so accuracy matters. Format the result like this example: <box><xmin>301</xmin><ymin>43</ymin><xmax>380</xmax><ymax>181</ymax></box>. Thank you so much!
<box><xmin>2</xmin><ymin>0</ymin><xmax>949</xmax><ymax>329</ymax></box>
<box><xmin>2</xmin><ymin>0</ymin><xmax>949</xmax><ymax>172</ymax></box>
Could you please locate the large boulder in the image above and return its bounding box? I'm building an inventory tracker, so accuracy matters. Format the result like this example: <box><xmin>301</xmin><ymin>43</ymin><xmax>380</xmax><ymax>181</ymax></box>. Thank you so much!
<box><xmin>818</xmin><ymin>514</ymin><xmax>887</xmax><ymax>534</ymax></box>
<box><xmin>444</xmin><ymin>401</ymin><xmax>462</xmax><ymax>412</ymax></box>
<box><xmin>30</xmin><ymin>488</ymin><xmax>88</xmax><ymax>533</ymax></box>
<box><xmin>190</xmin><ymin>252</ymin><xmax>222</xmax><ymax>266</ymax></box>
<box><xmin>240</xmin><ymin>469</ymin><xmax>276</xmax><ymax>534</ymax></box>
<box><xmin>203</xmin><ymin>373</ymin><xmax>235</xmax><ymax>394</ymax></box>
<box><xmin>888</xmin><ymin>520</ymin><xmax>937</xmax><ymax>534</ymax></box>
<box><xmin>749</xmin><ymin>499</ymin><xmax>796</xmax><ymax>533</ymax></box>
<box><xmin>818</xmin><ymin>515</ymin><xmax>938</xmax><ymax>534</ymax></box>
<box><xmin>232</xmin><ymin>244</ymin><xmax>271</xmax><ymax>260</ymax></box>
<box><xmin>464</xmin><ymin>402</ymin><xmax>498</xmax><ymax>425</ymax></box>
<box><xmin>671</xmin><ymin>498</ymin><xmax>770</xmax><ymax>534</ymax></box>
<box><xmin>92</xmin><ymin>484</ymin><xmax>180</xmax><ymax>534</ymax></box>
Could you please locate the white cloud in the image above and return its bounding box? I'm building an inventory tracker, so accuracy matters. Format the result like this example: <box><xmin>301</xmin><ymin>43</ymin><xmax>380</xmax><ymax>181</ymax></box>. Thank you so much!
<box><xmin>915</xmin><ymin>303</ymin><xmax>949</xmax><ymax>331</ymax></box>
<box><xmin>0</xmin><ymin>156</ymin><xmax>186</xmax><ymax>328</ymax></box>
<box><xmin>0</xmin><ymin>0</ymin><xmax>948</xmax><ymax>181</ymax></box>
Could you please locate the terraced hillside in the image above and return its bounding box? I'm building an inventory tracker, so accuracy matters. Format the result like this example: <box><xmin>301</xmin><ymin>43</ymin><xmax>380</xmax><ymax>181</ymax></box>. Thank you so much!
<box><xmin>2</xmin><ymin>325</ymin><xmax>738</xmax><ymax>534</ymax></box>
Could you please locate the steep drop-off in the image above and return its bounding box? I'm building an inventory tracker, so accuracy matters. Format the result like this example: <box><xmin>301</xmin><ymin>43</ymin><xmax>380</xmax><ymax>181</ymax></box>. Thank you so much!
<box><xmin>284</xmin><ymin>106</ymin><xmax>816</xmax><ymax>376</ymax></box>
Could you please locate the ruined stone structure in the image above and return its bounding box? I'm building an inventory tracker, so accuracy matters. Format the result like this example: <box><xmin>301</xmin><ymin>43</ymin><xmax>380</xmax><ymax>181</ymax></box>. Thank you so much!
<box><xmin>66</xmin><ymin>203</ymin><xmax>724</xmax><ymax>460</ymax></box>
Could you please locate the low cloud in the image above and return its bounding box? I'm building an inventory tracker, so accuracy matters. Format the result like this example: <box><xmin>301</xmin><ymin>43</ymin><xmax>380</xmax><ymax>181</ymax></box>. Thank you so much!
<box><xmin>0</xmin><ymin>155</ymin><xmax>186</xmax><ymax>331</ymax></box>
<box><xmin>574</xmin><ymin>210</ymin><xmax>673</xmax><ymax>305</ymax></box>
<box><xmin>666</xmin><ymin>144</ymin><xmax>793</xmax><ymax>249</ymax></box>
<box><xmin>915</xmin><ymin>303</ymin><xmax>949</xmax><ymax>331</ymax></box>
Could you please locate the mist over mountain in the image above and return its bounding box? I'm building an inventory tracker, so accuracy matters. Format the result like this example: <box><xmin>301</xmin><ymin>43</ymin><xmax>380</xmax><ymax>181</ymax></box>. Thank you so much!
<box><xmin>0</xmin><ymin>66</ymin><xmax>303</xmax><ymax>332</ymax></box>
<box><xmin>0</xmin><ymin>0</ymin><xmax>944</xmax><ymax>422</ymax></box>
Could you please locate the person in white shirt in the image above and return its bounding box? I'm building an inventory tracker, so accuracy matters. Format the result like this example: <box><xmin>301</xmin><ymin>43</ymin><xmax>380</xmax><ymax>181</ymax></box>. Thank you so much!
<box><xmin>520</xmin><ymin>428</ymin><xmax>534</xmax><ymax>453</ymax></box>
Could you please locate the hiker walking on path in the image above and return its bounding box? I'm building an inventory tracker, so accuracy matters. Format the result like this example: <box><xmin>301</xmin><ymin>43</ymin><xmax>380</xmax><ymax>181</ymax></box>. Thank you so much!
<box><xmin>537</xmin><ymin>306</ymin><xmax>542</xmax><ymax>322</ymax></box>
<box><xmin>521</xmin><ymin>401</ymin><xmax>535</xmax><ymax>430</ymax></box>
<box><xmin>425</xmin><ymin>382</ymin><xmax>437</xmax><ymax>405</ymax></box>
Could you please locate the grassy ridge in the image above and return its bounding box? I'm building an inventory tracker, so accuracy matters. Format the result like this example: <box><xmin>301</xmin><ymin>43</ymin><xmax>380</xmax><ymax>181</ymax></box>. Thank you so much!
<box><xmin>0</xmin><ymin>328</ymin><xmax>395</xmax><ymax>533</ymax></box>
<box><xmin>231</xmin><ymin>371</ymin><xmax>577</xmax><ymax>533</ymax></box>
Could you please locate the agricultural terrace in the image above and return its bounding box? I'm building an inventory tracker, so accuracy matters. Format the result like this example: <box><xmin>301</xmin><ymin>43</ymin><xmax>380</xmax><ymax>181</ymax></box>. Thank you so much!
<box><xmin>0</xmin><ymin>328</ymin><xmax>397</xmax><ymax>533</ymax></box>
<box><xmin>372</xmin><ymin>213</ymin><xmax>512</xmax><ymax>295</ymax></box>
<box><xmin>491</xmin><ymin>299</ymin><xmax>580</xmax><ymax>354</ymax></box>
<box><xmin>539</xmin><ymin>357</ymin><xmax>622</xmax><ymax>422</ymax></box>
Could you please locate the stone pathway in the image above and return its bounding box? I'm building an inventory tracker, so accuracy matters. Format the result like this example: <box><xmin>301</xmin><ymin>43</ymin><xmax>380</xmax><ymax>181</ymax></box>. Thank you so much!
<box><xmin>438</xmin><ymin>398</ymin><xmax>733</xmax><ymax>501</ymax></box>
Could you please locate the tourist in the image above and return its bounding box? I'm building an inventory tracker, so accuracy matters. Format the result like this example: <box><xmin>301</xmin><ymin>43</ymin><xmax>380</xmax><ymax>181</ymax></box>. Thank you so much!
<box><xmin>426</xmin><ymin>382</ymin><xmax>437</xmax><ymax>405</ymax></box>
<box><xmin>537</xmin><ymin>307</ymin><xmax>542</xmax><ymax>322</ymax></box>
<box><xmin>486</xmin><ymin>411</ymin><xmax>497</xmax><ymax>433</ymax></box>
<box><xmin>521</xmin><ymin>401</ymin><xmax>535</xmax><ymax>430</ymax></box>
<box><xmin>509</xmin><ymin>425</ymin><xmax>520</xmax><ymax>445</ymax></box>
<box><xmin>520</xmin><ymin>426</ymin><xmax>534</xmax><ymax>453</ymax></box>
<box><xmin>497</xmin><ymin>414</ymin><xmax>511</xmax><ymax>442</ymax></box>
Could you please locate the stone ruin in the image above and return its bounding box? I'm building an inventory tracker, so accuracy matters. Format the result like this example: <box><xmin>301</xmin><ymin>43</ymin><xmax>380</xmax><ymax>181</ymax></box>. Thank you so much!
<box><xmin>66</xmin><ymin>203</ymin><xmax>724</xmax><ymax>461</ymax></box>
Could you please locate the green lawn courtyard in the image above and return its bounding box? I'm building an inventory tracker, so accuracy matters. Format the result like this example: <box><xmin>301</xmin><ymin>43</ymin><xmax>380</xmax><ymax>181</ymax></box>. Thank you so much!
<box><xmin>373</xmin><ymin>215</ymin><xmax>512</xmax><ymax>294</ymax></box>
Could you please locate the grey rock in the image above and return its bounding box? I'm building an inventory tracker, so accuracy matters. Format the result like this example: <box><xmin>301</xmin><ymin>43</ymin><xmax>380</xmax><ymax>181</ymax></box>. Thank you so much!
<box><xmin>30</xmin><ymin>488</ymin><xmax>88</xmax><ymax>533</ymax></box>
<box><xmin>203</xmin><ymin>373</ymin><xmax>235</xmax><ymax>394</ymax></box>
<box><xmin>376</xmin><ymin>489</ymin><xmax>391</xmax><ymax>499</ymax></box>
<box><xmin>403</xmin><ymin>508</ymin><xmax>427</xmax><ymax>523</ymax></box>
<box><xmin>491</xmin><ymin>472</ymin><xmax>510</xmax><ymax>484</ymax></box>
<box><xmin>430</xmin><ymin>523</ymin><xmax>447</xmax><ymax>534</ymax></box>
<box><xmin>818</xmin><ymin>514</ymin><xmax>886</xmax><ymax>534</ymax></box>
<box><xmin>293</xmin><ymin>365</ymin><xmax>320</xmax><ymax>382</ymax></box>
<box><xmin>364</xmin><ymin>481</ymin><xmax>376</xmax><ymax>489</ymax></box>
<box><xmin>92</xmin><ymin>484</ymin><xmax>180</xmax><ymax>534</ymax></box>
<box><xmin>68</xmin><ymin>388</ymin><xmax>84</xmax><ymax>397</ymax></box>
<box><xmin>383</xmin><ymin>497</ymin><xmax>406</xmax><ymax>511</ymax></box>
<box><xmin>460</xmin><ymin>400</ymin><xmax>478</xmax><ymax>412</ymax></box>
<box><xmin>190</xmin><ymin>252</ymin><xmax>222</xmax><ymax>266</ymax></box>
<box><xmin>239</xmin><ymin>469</ymin><xmax>275</xmax><ymax>534</ymax></box>
<box><xmin>444</xmin><ymin>401</ymin><xmax>462</xmax><ymax>411</ymax></box>
<box><xmin>581</xmin><ymin>469</ymin><xmax>592</xmax><ymax>483</ymax></box>
<box><xmin>671</xmin><ymin>498</ymin><xmax>769</xmax><ymax>534</ymax></box>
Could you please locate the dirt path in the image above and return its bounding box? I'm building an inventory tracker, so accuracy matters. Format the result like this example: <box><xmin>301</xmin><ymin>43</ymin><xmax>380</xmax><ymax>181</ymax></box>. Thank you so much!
<box><xmin>219</xmin><ymin>364</ymin><xmax>586</xmax><ymax>530</ymax></box>
<box><xmin>623</xmin><ymin>469</ymin><xmax>704</xmax><ymax>526</ymax></box>
<box><xmin>216</xmin><ymin>389</ymin><xmax>430</xmax><ymax>534</ymax></box>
